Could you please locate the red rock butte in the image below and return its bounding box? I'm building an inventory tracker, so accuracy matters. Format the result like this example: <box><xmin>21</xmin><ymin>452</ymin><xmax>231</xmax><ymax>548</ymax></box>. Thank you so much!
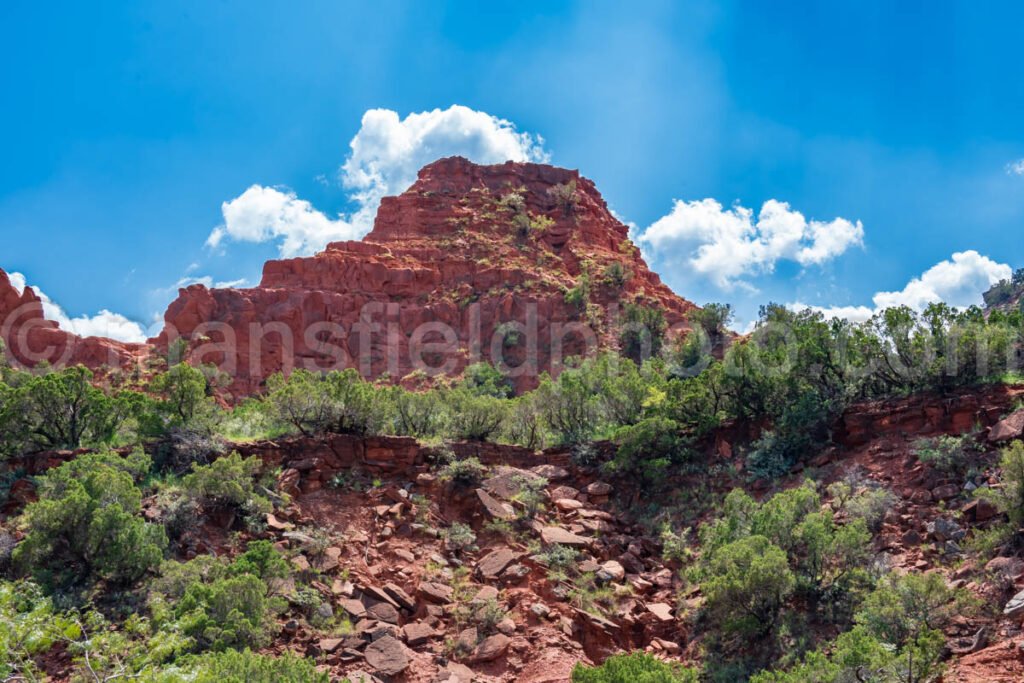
<box><xmin>1</xmin><ymin>157</ymin><xmax>695</xmax><ymax>396</ymax></box>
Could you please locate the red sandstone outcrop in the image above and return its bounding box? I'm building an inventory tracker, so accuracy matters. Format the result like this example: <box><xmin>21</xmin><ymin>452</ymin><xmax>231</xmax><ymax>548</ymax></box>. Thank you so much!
<box><xmin>157</xmin><ymin>157</ymin><xmax>695</xmax><ymax>395</ymax></box>
<box><xmin>0</xmin><ymin>268</ymin><xmax>147</xmax><ymax>373</ymax></box>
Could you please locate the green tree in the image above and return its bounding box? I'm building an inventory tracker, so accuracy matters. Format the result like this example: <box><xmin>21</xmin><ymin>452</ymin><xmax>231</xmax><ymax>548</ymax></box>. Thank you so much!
<box><xmin>700</xmin><ymin>535</ymin><xmax>795</xmax><ymax>636</ymax></box>
<box><xmin>608</xmin><ymin>416</ymin><xmax>687</xmax><ymax>488</ymax></box>
<box><xmin>619</xmin><ymin>303</ymin><xmax>668</xmax><ymax>364</ymax></box>
<box><xmin>14</xmin><ymin>450</ymin><xmax>166</xmax><ymax>592</ymax></box>
<box><xmin>0</xmin><ymin>380</ymin><xmax>27</xmax><ymax>459</ymax></box>
<box><xmin>459</xmin><ymin>362</ymin><xmax>513</xmax><ymax>398</ymax></box>
<box><xmin>386</xmin><ymin>385</ymin><xmax>449</xmax><ymax>438</ymax></box>
<box><xmin>18</xmin><ymin>366</ymin><xmax>134</xmax><ymax>450</ymax></box>
<box><xmin>854</xmin><ymin>572</ymin><xmax>965</xmax><ymax>683</ymax></box>
<box><xmin>689</xmin><ymin>303</ymin><xmax>733</xmax><ymax>342</ymax></box>
<box><xmin>149</xmin><ymin>362</ymin><xmax>214</xmax><ymax>429</ymax></box>
<box><xmin>323</xmin><ymin>368</ymin><xmax>378</xmax><ymax>434</ymax></box>
<box><xmin>977</xmin><ymin>440</ymin><xmax>1024</xmax><ymax>526</ymax></box>
<box><xmin>264</xmin><ymin>370</ymin><xmax>333</xmax><ymax>437</ymax></box>
<box><xmin>534</xmin><ymin>370</ymin><xmax>600</xmax><ymax>445</ymax></box>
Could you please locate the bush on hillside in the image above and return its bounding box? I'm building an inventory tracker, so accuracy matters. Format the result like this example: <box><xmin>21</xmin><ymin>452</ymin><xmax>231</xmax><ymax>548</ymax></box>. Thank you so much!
<box><xmin>13</xmin><ymin>450</ymin><xmax>166</xmax><ymax>593</ymax></box>
<box><xmin>571</xmin><ymin>652</ymin><xmax>698</xmax><ymax>682</ymax></box>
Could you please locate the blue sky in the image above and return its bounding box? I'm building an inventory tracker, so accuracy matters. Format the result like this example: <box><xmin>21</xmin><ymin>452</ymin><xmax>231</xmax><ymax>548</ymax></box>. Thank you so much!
<box><xmin>2</xmin><ymin>0</ymin><xmax>1024</xmax><ymax>339</ymax></box>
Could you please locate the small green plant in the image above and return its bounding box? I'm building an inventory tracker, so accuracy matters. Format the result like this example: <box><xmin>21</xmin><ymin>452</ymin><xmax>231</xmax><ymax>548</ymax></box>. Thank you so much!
<box><xmin>549</xmin><ymin>179</ymin><xmax>579</xmax><ymax>218</ymax></box>
<box><xmin>438</xmin><ymin>456</ymin><xmax>488</xmax><ymax>489</ymax></box>
<box><xmin>443</xmin><ymin>522</ymin><xmax>478</xmax><ymax>556</ymax></box>
<box><xmin>659</xmin><ymin>522</ymin><xmax>691</xmax><ymax>564</ymax></box>
<box><xmin>471</xmin><ymin>597</ymin><xmax>509</xmax><ymax>635</ymax></box>
<box><xmin>564</xmin><ymin>269</ymin><xmax>592</xmax><ymax>312</ymax></box>
<box><xmin>602</xmin><ymin>262</ymin><xmax>631</xmax><ymax>289</ymax></box>
<box><xmin>914</xmin><ymin>434</ymin><xmax>981</xmax><ymax>477</ymax></box>
<box><xmin>538</xmin><ymin>544</ymin><xmax>580</xmax><ymax>581</ymax></box>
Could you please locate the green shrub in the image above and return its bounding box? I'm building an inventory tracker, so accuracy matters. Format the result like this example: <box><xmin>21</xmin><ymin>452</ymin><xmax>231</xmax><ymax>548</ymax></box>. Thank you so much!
<box><xmin>750</xmin><ymin>625</ymin><xmax>902</xmax><ymax>683</ymax></box>
<box><xmin>186</xmin><ymin>649</ymin><xmax>329</xmax><ymax>682</ymax></box>
<box><xmin>438</xmin><ymin>455</ymin><xmax>488</xmax><ymax>489</ymax></box>
<box><xmin>549</xmin><ymin>179</ymin><xmax>579</xmax><ymax>217</ymax></box>
<box><xmin>182</xmin><ymin>452</ymin><xmax>271</xmax><ymax>521</ymax></box>
<box><xmin>619</xmin><ymin>303</ymin><xmax>667</xmax><ymax>364</ymax></box>
<box><xmin>175</xmin><ymin>573</ymin><xmax>274</xmax><ymax>651</ymax></box>
<box><xmin>14</xmin><ymin>450</ymin><xmax>166</xmax><ymax>592</ymax></box>
<box><xmin>602</xmin><ymin>262</ymin><xmax>631</xmax><ymax>289</ymax></box>
<box><xmin>977</xmin><ymin>439</ymin><xmax>1024</xmax><ymax>527</ymax></box>
<box><xmin>537</xmin><ymin>543</ymin><xmax>580</xmax><ymax>579</ymax></box>
<box><xmin>851</xmin><ymin>572</ymin><xmax>969</xmax><ymax>683</ymax></box>
<box><xmin>572</xmin><ymin>652</ymin><xmax>698</xmax><ymax>682</ymax></box>
<box><xmin>913</xmin><ymin>434</ymin><xmax>981</xmax><ymax>477</ymax></box>
<box><xmin>460</xmin><ymin>361</ymin><xmax>513</xmax><ymax>398</ymax></box>
<box><xmin>387</xmin><ymin>386</ymin><xmax>449</xmax><ymax>438</ymax></box>
<box><xmin>0</xmin><ymin>581</ymin><xmax>79</xmax><ymax>680</ymax></box>
<box><xmin>443</xmin><ymin>522</ymin><xmax>478</xmax><ymax>555</ymax></box>
<box><xmin>446</xmin><ymin>389</ymin><xmax>507</xmax><ymax>441</ymax></box>
<box><xmin>153</xmin><ymin>542</ymin><xmax>290</xmax><ymax>653</ymax></box>
<box><xmin>608</xmin><ymin>417</ymin><xmax>686</xmax><ymax>488</ymax></box>
<box><xmin>14</xmin><ymin>366</ymin><xmax>138</xmax><ymax>451</ymax></box>
<box><xmin>564</xmin><ymin>270</ymin><xmax>592</xmax><ymax>312</ymax></box>
<box><xmin>264</xmin><ymin>369</ymin><xmax>378</xmax><ymax>437</ymax></box>
<box><xmin>700</xmin><ymin>535</ymin><xmax>795</xmax><ymax>636</ymax></box>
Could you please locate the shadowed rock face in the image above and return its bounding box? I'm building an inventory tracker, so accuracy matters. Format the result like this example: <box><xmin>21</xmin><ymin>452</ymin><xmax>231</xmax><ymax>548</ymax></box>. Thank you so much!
<box><xmin>156</xmin><ymin>157</ymin><xmax>695</xmax><ymax>396</ymax></box>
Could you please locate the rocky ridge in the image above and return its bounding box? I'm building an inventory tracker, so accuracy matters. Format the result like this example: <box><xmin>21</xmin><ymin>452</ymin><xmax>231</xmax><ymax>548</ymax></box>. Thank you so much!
<box><xmin>0</xmin><ymin>269</ymin><xmax>148</xmax><ymax>372</ymax></box>
<box><xmin>0</xmin><ymin>158</ymin><xmax>694</xmax><ymax>396</ymax></box>
<box><xmin>157</xmin><ymin>157</ymin><xmax>694</xmax><ymax>395</ymax></box>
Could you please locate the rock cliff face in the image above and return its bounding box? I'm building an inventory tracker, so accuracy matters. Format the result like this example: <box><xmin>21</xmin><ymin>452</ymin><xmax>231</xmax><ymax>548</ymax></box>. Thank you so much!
<box><xmin>157</xmin><ymin>157</ymin><xmax>695</xmax><ymax>395</ymax></box>
<box><xmin>0</xmin><ymin>269</ymin><xmax>147</xmax><ymax>372</ymax></box>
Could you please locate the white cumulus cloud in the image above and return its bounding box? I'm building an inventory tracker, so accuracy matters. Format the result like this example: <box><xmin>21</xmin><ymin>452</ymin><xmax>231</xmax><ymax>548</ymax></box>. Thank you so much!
<box><xmin>340</xmin><ymin>105</ymin><xmax>549</xmax><ymax>231</ymax></box>
<box><xmin>210</xmin><ymin>185</ymin><xmax>358</xmax><ymax>258</ymax></box>
<box><xmin>8</xmin><ymin>272</ymin><xmax>147</xmax><ymax>343</ymax></box>
<box><xmin>791</xmin><ymin>250</ymin><xmax>1011</xmax><ymax>321</ymax></box>
<box><xmin>1007</xmin><ymin>159</ymin><xmax>1024</xmax><ymax>176</ymax></box>
<box><xmin>637</xmin><ymin>198</ymin><xmax>864</xmax><ymax>290</ymax></box>
<box><xmin>210</xmin><ymin>105</ymin><xmax>549</xmax><ymax>257</ymax></box>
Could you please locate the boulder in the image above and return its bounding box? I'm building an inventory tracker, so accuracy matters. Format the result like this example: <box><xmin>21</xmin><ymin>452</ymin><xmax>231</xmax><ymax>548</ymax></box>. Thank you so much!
<box><xmin>363</xmin><ymin>635</ymin><xmax>411</xmax><ymax>676</ymax></box>
<box><xmin>931</xmin><ymin>484</ymin><xmax>960</xmax><ymax>501</ymax></box>
<box><xmin>476</xmin><ymin>488</ymin><xmax>516</xmax><ymax>521</ymax></box>
<box><xmin>540</xmin><ymin>526</ymin><xmax>591</xmax><ymax>547</ymax></box>
<box><xmin>963</xmin><ymin>498</ymin><xmax>1000</xmax><ymax>523</ymax></box>
<box><xmin>401</xmin><ymin>621</ymin><xmax>435</xmax><ymax>647</ymax></box>
<box><xmin>477</xmin><ymin>548</ymin><xmax>518</xmax><ymax>579</ymax></box>
<box><xmin>418</xmin><ymin>581</ymin><xmax>454</xmax><ymax>604</ymax></box>
<box><xmin>927</xmin><ymin>516</ymin><xmax>965</xmax><ymax>543</ymax></box>
<box><xmin>646</xmin><ymin>602</ymin><xmax>675</xmax><ymax>623</ymax></box>
<box><xmin>468</xmin><ymin>633</ymin><xmax>512</xmax><ymax>663</ymax></box>
<box><xmin>364</xmin><ymin>600</ymin><xmax>400</xmax><ymax>625</ymax></box>
<box><xmin>383</xmin><ymin>582</ymin><xmax>416</xmax><ymax>612</ymax></box>
<box><xmin>990</xmin><ymin>409</ymin><xmax>1024</xmax><ymax>442</ymax></box>
<box><xmin>1004</xmin><ymin>589</ymin><xmax>1024</xmax><ymax>618</ymax></box>
<box><xmin>597</xmin><ymin>560</ymin><xmax>626</xmax><ymax>582</ymax></box>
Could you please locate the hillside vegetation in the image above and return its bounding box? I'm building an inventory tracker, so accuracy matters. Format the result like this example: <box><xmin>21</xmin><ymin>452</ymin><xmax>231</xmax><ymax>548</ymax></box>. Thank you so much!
<box><xmin>3</xmin><ymin>299</ymin><xmax>1024</xmax><ymax>681</ymax></box>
